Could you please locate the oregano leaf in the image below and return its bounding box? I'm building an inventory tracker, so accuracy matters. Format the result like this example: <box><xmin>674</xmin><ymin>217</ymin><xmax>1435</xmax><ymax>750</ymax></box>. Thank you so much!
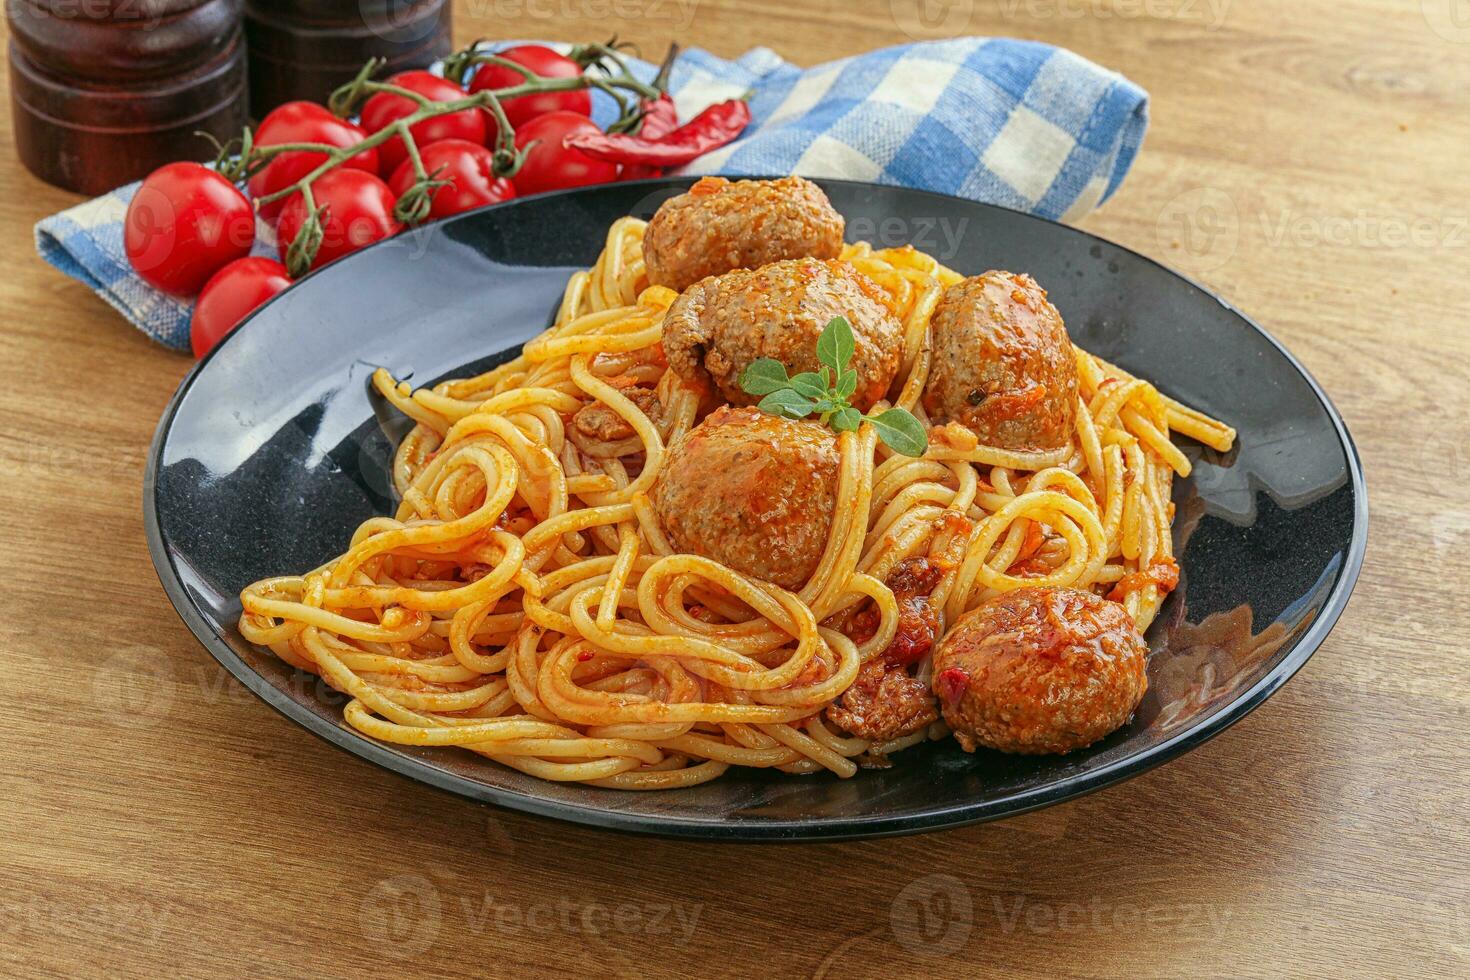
<box><xmin>758</xmin><ymin>388</ymin><xmax>817</xmax><ymax>419</ymax></box>
<box><xmin>866</xmin><ymin>408</ymin><xmax>928</xmax><ymax>457</ymax></box>
<box><xmin>788</xmin><ymin>371</ymin><xmax>828</xmax><ymax>399</ymax></box>
<box><xmin>815</xmin><ymin>316</ymin><xmax>855</xmax><ymax>375</ymax></box>
<box><xmin>739</xmin><ymin>358</ymin><xmax>790</xmax><ymax>397</ymax></box>
<box><xmin>830</xmin><ymin>406</ymin><xmax>862</xmax><ymax>432</ymax></box>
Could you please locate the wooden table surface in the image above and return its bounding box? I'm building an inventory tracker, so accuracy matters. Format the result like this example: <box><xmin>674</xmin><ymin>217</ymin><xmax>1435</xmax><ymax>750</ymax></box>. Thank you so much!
<box><xmin>2</xmin><ymin>2</ymin><xmax>1466</xmax><ymax>977</ymax></box>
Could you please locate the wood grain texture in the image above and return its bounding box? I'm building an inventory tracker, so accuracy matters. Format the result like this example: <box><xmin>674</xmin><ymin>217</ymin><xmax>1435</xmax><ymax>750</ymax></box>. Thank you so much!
<box><xmin>1</xmin><ymin>2</ymin><xmax>1466</xmax><ymax>976</ymax></box>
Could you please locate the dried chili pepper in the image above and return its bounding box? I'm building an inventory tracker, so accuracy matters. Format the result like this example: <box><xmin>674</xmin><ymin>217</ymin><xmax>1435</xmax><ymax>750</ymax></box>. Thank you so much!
<box><xmin>619</xmin><ymin>44</ymin><xmax>682</xmax><ymax>180</ymax></box>
<box><xmin>638</xmin><ymin>93</ymin><xmax>680</xmax><ymax>141</ymax></box>
<box><xmin>619</xmin><ymin>97</ymin><xmax>679</xmax><ymax>180</ymax></box>
<box><xmin>564</xmin><ymin>99</ymin><xmax>751</xmax><ymax>168</ymax></box>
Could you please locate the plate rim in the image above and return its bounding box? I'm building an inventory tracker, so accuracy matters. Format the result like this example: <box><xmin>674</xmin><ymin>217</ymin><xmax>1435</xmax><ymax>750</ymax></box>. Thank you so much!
<box><xmin>143</xmin><ymin>176</ymin><xmax>1369</xmax><ymax>842</ymax></box>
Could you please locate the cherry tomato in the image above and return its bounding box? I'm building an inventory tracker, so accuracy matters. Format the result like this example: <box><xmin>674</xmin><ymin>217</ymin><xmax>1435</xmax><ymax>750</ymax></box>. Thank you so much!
<box><xmin>468</xmin><ymin>45</ymin><xmax>591</xmax><ymax>136</ymax></box>
<box><xmin>125</xmin><ymin>162</ymin><xmax>256</xmax><ymax>297</ymax></box>
<box><xmin>512</xmin><ymin>111</ymin><xmax>619</xmax><ymax>196</ymax></box>
<box><xmin>190</xmin><ymin>257</ymin><xmax>292</xmax><ymax>358</ymax></box>
<box><xmin>360</xmin><ymin>71</ymin><xmax>486</xmax><ymax>177</ymax></box>
<box><xmin>387</xmin><ymin>140</ymin><xmax>516</xmax><ymax>220</ymax></box>
<box><xmin>247</xmin><ymin>102</ymin><xmax>380</xmax><ymax>221</ymax></box>
<box><xmin>276</xmin><ymin>169</ymin><xmax>402</xmax><ymax>273</ymax></box>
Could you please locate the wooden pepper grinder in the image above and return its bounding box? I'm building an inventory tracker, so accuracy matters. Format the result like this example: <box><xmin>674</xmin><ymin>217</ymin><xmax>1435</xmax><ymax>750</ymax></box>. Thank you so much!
<box><xmin>244</xmin><ymin>0</ymin><xmax>453</xmax><ymax>117</ymax></box>
<box><xmin>8</xmin><ymin>0</ymin><xmax>250</xmax><ymax>195</ymax></box>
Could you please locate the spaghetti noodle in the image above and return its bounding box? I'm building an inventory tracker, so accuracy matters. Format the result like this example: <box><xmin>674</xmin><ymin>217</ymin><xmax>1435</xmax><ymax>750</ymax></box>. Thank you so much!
<box><xmin>239</xmin><ymin>215</ymin><xmax>1236</xmax><ymax>789</ymax></box>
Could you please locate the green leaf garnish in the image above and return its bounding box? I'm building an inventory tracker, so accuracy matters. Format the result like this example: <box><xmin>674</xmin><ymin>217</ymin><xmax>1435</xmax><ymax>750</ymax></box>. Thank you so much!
<box><xmin>835</xmin><ymin>368</ymin><xmax>857</xmax><ymax>400</ymax></box>
<box><xmin>739</xmin><ymin>315</ymin><xmax>929</xmax><ymax>458</ymax></box>
<box><xmin>830</xmin><ymin>405</ymin><xmax>862</xmax><ymax>432</ymax></box>
<box><xmin>865</xmin><ymin>408</ymin><xmax>928</xmax><ymax>457</ymax></box>
<box><xmin>806</xmin><ymin>394</ymin><xmax>835</xmax><ymax>414</ymax></box>
<box><xmin>758</xmin><ymin>388</ymin><xmax>817</xmax><ymax>419</ymax></box>
<box><xmin>788</xmin><ymin>371</ymin><xmax>829</xmax><ymax>400</ymax></box>
<box><xmin>739</xmin><ymin>358</ymin><xmax>790</xmax><ymax>396</ymax></box>
<box><xmin>815</xmin><ymin>316</ymin><xmax>855</xmax><ymax>376</ymax></box>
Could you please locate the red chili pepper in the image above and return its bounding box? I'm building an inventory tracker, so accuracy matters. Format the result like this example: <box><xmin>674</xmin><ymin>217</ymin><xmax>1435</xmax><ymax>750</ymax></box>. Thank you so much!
<box><xmin>620</xmin><ymin>44</ymin><xmax>682</xmax><ymax>180</ymax></box>
<box><xmin>620</xmin><ymin>93</ymin><xmax>680</xmax><ymax>181</ymax></box>
<box><xmin>639</xmin><ymin>93</ymin><xmax>680</xmax><ymax>141</ymax></box>
<box><xmin>565</xmin><ymin>99</ymin><xmax>751</xmax><ymax>168</ymax></box>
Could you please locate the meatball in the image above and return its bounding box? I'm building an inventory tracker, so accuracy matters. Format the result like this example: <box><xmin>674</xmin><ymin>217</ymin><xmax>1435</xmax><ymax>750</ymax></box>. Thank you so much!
<box><xmin>922</xmin><ymin>271</ymin><xmax>1078</xmax><ymax>452</ymax></box>
<box><xmin>643</xmin><ymin>176</ymin><xmax>845</xmax><ymax>292</ymax></box>
<box><xmin>651</xmin><ymin>406</ymin><xmax>838</xmax><ymax>590</ymax></box>
<box><xmin>663</xmin><ymin>258</ymin><xmax>903</xmax><ymax>409</ymax></box>
<box><xmin>932</xmin><ymin>587</ymin><xmax>1148</xmax><ymax>755</ymax></box>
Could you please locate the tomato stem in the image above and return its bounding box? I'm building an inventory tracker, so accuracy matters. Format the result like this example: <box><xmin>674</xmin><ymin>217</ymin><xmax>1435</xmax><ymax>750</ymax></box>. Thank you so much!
<box><xmin>283</xmin><ymin>182</ymin><xmax>321</xmax><ymax>279</ymax></box>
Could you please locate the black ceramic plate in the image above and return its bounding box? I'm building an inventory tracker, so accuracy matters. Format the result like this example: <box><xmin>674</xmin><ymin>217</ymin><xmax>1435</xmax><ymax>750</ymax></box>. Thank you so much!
<box><xmin>145</xmin><ymin>178</ymin><xmax>1366</xmax><ymax>841</ymax></box>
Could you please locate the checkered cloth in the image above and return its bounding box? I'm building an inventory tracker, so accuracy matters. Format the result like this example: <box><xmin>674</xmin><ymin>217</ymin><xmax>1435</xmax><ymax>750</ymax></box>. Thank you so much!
<box><xmin>35</xmin><ymin>38</ymin><xmax>1148</xmax><ymax>351</ymax></box>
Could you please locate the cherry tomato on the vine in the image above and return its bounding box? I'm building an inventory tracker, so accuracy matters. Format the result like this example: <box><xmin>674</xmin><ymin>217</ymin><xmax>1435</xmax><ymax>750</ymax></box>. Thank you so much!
<box><xmin>387</xmin><ymin>140</ymin><xmax>516</xmax><ymax>220</ymax></box>
<box><xmin>360</xmin><ymin>71</ymin><xmax>486</xmax><ymax>177</ymax></box>
<box><xmin>190</xmin><ymin>257</ymin><xmax>292</xmax><ymax>358</ymax></box>
<box><xmin>247</xmin><ymin>101</ymin><xmax>380</xmax><ymax>221</ymax></box>
<box><xmin>468</xmin><ymin>45</ymin><xmax>591</xmax><ymax>136</ymax></box>
<box><xmin>276</xmin><ymin>169</ymin><xmax>403</xmax><ymax>273</ymax></box>
<box><xmin>512</xmin><ymin>111</ymin><xmax>619</xmax><ymax>196</ymax></box>
<box><xmin>125</xmin><ymin>162</ymin><xmax>256</xmax><ymax>297</ymax></box>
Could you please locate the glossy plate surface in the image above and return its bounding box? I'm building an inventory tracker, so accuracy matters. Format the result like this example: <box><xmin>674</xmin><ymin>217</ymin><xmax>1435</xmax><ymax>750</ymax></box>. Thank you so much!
<box><xmin>145</xmin><ymin>178</ymin><xmax>1366</xmax><ymax>841</ymax></box>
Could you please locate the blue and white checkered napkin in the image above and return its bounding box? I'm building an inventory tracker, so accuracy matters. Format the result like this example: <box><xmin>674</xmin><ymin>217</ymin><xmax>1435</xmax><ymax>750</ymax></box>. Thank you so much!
<box><xmin>35</xmin><ymin>37</ymin><xmax>1148</xmax><ymax>351</ymax></box>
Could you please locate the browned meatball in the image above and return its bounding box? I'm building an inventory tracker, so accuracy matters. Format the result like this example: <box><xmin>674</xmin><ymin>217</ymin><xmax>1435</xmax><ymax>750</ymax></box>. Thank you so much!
<box><xmin>932</xmin><ymin>587</ymin><xmax>1148</xmax><ymax>755</ymax></box>
<box><xmin>921</xmin><ymin>272</ymin><xmax>1078</xmax><ymax>452</ymax></box>
<box><xmin>663</xmin><ymin>258</ymin><xmax>902</xmax><ymax>409</ymax></box>
<box><xmin>651</xmin><ymin>406</ymin><xmax>837</xmax><ymax>590</ymax></box>
<box><xmin>643</xmin><ymin>176</ymin><xmax>845</xmax><ymax>292</ymax></box>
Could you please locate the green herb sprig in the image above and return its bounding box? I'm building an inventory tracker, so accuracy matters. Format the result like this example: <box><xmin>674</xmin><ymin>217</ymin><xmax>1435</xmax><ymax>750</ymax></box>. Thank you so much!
<box><xmin>738</xmin><ymin>316</ymin><xmax>928</xmax><ymax>457</ymax></box>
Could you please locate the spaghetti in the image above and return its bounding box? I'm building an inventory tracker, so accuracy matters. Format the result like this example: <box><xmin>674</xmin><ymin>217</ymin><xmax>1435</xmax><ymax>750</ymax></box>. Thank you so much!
<box><xmin>239</xmin><ymin>216</ymin><xmax>1236</xmax><ymax>789</ymax></box>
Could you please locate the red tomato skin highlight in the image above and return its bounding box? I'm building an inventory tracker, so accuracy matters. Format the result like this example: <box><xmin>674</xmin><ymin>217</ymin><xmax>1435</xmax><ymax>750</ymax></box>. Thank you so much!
<box><xmin>512</xmin><ymin>111</ymin><xmax>619</xmax><ymax>197</ymax></box>
<box><xmin>360</xmin><ymin>71</ymin><xmax>485</xmax><ymax>176</ymax></box>
<box><xmin>387</xmin><ymin>140</ymin><xmax>516</xmax><ymax>219</ymax></box>
<box><xmin>125</xmin><ymin>162</ymin><xmax>256</xmax><ymax>297</ymax></box>
<box><xmin>275</xmin><ymin>169</ymin><xmax>403</xmax><ymax>272</ymax></box>
<box><xmin>190</xmin><ymin>257</ymin><xmax>292</xmax><ymax>358</ymax></box>
<box><xmin>468</xmin><ymin>45</ymin><xmax>591</xmax><ymax>137</ymax></box>
<box><xmin>247</xmin><ymin>102</ymin><xmax>380</xmax><ymax>221</ymax></box>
